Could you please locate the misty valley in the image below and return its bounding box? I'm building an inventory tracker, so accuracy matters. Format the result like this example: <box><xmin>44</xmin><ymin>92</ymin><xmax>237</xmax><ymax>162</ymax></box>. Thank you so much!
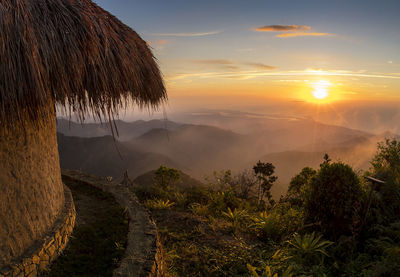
<box><xmin>57</xmin><ymin>112</ymin><xmax>396</xmax><ymax>198</ymax></box>
<box><xmin>55</xmin><ymin>112</ymin><xmax>400</xmax><ymax>276</ymax></box>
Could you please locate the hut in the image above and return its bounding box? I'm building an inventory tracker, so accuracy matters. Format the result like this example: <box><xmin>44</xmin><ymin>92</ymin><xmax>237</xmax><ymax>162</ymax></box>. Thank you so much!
<box><xmin>0</xmin><ymin>0</ymin><xmax>166</xmax><ymax>273</ymax></box>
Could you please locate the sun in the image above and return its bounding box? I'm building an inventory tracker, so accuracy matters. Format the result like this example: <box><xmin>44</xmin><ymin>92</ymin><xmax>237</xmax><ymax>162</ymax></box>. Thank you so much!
<box><xmin>312</xmin><ymin>80</ymin><xmax>331</xmax><ymax>100</ymax></box>
<box><xmin>313</xmin><ymin>88</ymin><xmax>328</xmax><ymax>99</ymax></box>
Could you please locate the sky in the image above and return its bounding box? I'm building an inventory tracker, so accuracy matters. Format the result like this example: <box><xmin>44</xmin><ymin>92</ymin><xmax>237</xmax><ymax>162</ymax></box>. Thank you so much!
<box><xmin>92</xmin><ymin>0</ymin><xmax>400</xmax><ymax>130</ymax></box>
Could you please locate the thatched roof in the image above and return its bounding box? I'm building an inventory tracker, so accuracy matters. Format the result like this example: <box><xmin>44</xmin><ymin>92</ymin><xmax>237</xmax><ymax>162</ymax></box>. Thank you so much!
<box><xmin>0</xmin><ymin>0</ymin><xmax>166</xmax><ymax>124</ymax></box>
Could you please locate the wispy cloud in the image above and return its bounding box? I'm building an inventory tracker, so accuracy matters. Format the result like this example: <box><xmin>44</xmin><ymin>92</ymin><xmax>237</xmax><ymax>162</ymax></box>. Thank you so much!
<box><xmin>276</xmin><ymin>32</ymin><xmax>331</xmax><ymax>38</ymax></box>
<box><xmin>166</xmin><ymin>69</ymin><xmax>400</xmax><ymax>82</ymax></box>
<box><xmin>255</xmin><ymin>25</ymin><xmax>310</xmax><ymax>32</ymax></box>
<box><xmin>148</xmin><ymin>30</ymin><xmax>222</xmax><ymax>37</ymax></box>
<box><xmin>187</xmin><ymin>59</ymin><xmax>276</xmax><ymax>71</ymax></box>
<box><xmin>254</xmin><ymin>24</ymin><xmax>332</xmax><ymax>38</ymax></box>
<box><xmin>244</xmin><ymin>62</ymin><xmax>276</xmax><ymax>70</ymax></box>
<box><xmin>189</xmin><ymin>59</ymin><xmax>234</xmax><ymax>65</ymax></box>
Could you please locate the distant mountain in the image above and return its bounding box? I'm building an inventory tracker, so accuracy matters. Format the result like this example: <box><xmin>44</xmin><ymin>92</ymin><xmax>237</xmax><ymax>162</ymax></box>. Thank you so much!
<box><xmin>57</xmin><ymin>116</ymin><xmax>395</xmax><ymax>198</ymax></box>
<box><xmin>57</xmin><ymin>133</ymin><xmax>180</xmax><ymax>179</ymax></box>
<box><xmin>128</xmin><ymin>124</ymin><xmax>251</xmax><ymax>177</ymax></box>
<box><xmin>56</xmin><ymin>118</ymin><xmax>181</xmax><ymax>141</ymax></box>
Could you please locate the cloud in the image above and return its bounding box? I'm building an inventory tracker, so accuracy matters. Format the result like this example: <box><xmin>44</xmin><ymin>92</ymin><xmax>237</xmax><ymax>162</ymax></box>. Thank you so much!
<box><xmin>187</xmin><ymin>60</ymin><xmax>275</xmax><ymax>71</ymax></box>
<box><xmin>189</xmin><ymin>59</ymin><xmax>234</xmax><ymax>65</ymax></box>
<box><xmin>165</xmin><ymin>69</ymin><xmax>400</xmax><ymax>82</ymax></box>
<box><xmin>148</xmin><ymin>30</ymin><xmax>222</xmax><ymax>37</ymax></box>
<box><xmin>254</xmin><ymin>24</ymin><xmax>332</xmax><ymax>38</ymax></box>
<box><xmin>276</xmin><ymin>32</ymin><xmax>331</xmax><ymax>38</ymax></box>
<box><xmin>254</xmin><ymin>25</ymin><xmax>311</xmax><ymax>32</ymax></box>
<box><xmin>244</xmin><ymin>62</ymin><xmax>276</xmax><ymax>70</ymax></box>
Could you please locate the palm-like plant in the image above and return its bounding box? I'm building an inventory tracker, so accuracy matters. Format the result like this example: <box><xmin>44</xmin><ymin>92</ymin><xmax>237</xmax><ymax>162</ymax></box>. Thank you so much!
<box><xmin>222</xmin><ymin>207</ymin><xmax>247</xmax><ymax>230</ymax></box>
<box><xmin>145</xmin><ymin>199</ymin><xmax>175</xmax><ymax>210</ymax></box>
<box><xmin>287</xmin><ymin>232</ymin><xmax>333</xmax><ymax>265</ymax></box>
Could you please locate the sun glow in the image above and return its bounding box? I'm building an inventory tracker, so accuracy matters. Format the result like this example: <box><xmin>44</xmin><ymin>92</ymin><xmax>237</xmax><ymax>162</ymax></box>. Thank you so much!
<box><xmin>312</xmin><ymin>80</ymin><xmax>331</xmax><ymax>100</ymax></box>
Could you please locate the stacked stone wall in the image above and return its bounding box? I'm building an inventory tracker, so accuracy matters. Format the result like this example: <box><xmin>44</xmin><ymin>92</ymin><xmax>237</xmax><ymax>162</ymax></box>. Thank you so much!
<box><xmin>0</xmin><ymin>185</ymin><xmax>75</xmax><ymax>277</ymax></box>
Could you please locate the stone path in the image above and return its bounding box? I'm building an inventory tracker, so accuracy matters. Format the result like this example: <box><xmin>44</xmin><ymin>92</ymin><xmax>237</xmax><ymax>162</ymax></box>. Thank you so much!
<box><xmin>61</xmin><ymin>170</ymin><xmax>165</xmax><ymax>277</ymax></box>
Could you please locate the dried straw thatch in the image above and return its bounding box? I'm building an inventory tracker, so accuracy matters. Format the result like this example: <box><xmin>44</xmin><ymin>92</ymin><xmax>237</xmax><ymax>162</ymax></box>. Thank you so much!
<box><xmin>0</xmin><ymin>0</ymin><xmax>166</xmax><ymax>125</ymax></box>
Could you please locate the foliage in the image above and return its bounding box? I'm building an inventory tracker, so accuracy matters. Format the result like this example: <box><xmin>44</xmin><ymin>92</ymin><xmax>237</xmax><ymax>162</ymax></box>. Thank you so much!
<box><xmin>172</xmin><ymin>192</ymin><xmax>187</xmax><ymax>208</ymax></box>
<box><xmin>305</xmin><ymin>162</ymin><xmax>363</xmax><ymax>239</ymax></box>
<box><xmin>247</xmin><ymin>264</ymin><xmax>293</xmax><ymax>277</ymax></box>
<box><xmin>274</xmin><ymin>203</ymin><xmax>304</xmax><ymax>235</ymax></box>
<box><xmin>286</xmin><ymin>232</ymin><xmax>333</xmax><ymax>266</ymax></box>
<box><xmin>153</xmin><ymin>165</ymin><xmax>181</xmax><ymax>194</ymax></box>
<box><xmin>231</xmin><ymin>169</ymin><xmax>258</xmax><ymax>200</ymax></box>
<box><xmin>371</xmin><ymin>138</ymin><xmax>400</xmax><ymax>181</ymax></box>
<box><xmin>320</xmin><ymin>153</ymin><xmax>332</xmax><ymax>167</ymax></box>
<box><xmin>367</xmin><ymin>138</ymin><xmax>400</xmax><ymax>223</ymax></box>
<box><xmin>252</xmin><ymin>211</ymin><xmax>282</xmax><ymax>241</ymax></box>
<box><xmin>131</xmin><ymin>144</ymin><xmax>400</xmax><ymax>277</ymax></box>
<box><xmin>188</xmin><ymin>202</ymin><xmax>209</xmax><ymax>216</ymax></box>
<box><xmin>206</xmin><ymin>169</ymin><xmax>233</xmax><ymax>191</ymax></box>
<box><xmin>222</xmin><ymin>207</ymin><xmax>248</xmax><ymax>231</ymax></box>
<box><xmin>208</xmin><ymin>190</ymin><xmax>241</xmax><ymax>216</ymax></box>
<box><xmin>253</xmin><ymin>161</ymin><xmax>278</xmax><ymax>206</ymax></box>
<box><xmin>287</xmin><ymin>167</ymin><xmax>316</xmax><ymax>207</ymax></box>
<box><xmin>145</xmin><ymin>199</ymin><xmax>175</xmax><ymax>210</ymax></box>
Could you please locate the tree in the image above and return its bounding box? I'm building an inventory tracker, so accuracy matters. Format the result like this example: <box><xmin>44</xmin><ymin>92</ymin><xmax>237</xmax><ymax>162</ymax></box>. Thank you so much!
<box><xmin>305</xmin><ymin>162</ymin><xmax>363</xmax><ymax>239</ymax></box>
<box><xmin>368</xmin><ymin>138</ymin><xmax>400</xmax><ymax>222</ymax></box>
<box><xmin>287</xmin><ymin>167</ymin><xmax>316</xmax><ymax>207</ymax></box>
<box><xmin>371</xmin><ymin>138</ymin><xmax>400</xmax><ymax>181</ymax></box>
<box><xmin>153</xmin><ymin>165</ymin><xmax>181</xmax><ymax>194</ymax></box>
<box><xmin>253</xmin><ymin>161</ymin><xmax>278</xmax><ymax>206</ymax></box>
<box><xmin>320</xmin><ymin>153</ymin><xmax>331</xmax><ymax>167</ymax></box>
<box><xmin>231</xmin><ymin>169</ymin><xmax>257</xmax><ymax>199</ymax></box>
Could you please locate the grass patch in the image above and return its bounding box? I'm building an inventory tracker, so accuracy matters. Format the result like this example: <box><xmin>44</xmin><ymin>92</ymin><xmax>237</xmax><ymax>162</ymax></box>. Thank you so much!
<box><xmin>40</xmin><ymin>176</ymin><xmax>128</xmax><ymax>277</ymax></box>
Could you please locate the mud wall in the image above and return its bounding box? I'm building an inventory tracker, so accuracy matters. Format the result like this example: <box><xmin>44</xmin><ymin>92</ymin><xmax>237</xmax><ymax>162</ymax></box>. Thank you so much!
<box><xmin>0</xmin><ymin>113</ymin><xmax>65</xmax><ymax>266</ymax></box>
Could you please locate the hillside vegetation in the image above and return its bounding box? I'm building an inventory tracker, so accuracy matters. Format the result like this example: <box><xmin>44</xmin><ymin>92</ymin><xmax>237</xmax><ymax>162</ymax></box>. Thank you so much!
<box><xmin>131</xmin><ymin>138</ymin><xmax>400</xmax><ymax>276</ymax></box>
<box><xmin>56</xmin><ymin>118</ymin><xmax>397</xmax><ymax>197</ymax></box>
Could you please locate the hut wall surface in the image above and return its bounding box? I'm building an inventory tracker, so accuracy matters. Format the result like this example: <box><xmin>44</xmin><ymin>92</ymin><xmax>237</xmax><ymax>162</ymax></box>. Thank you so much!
<box><xmin>0</xmin><ymin>113</ymin><xmax>64</xmax><ymax>266</ymax></box>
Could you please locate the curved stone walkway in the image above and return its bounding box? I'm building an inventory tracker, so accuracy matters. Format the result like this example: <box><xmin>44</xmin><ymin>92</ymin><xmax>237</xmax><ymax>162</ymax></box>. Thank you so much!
<box><xmin>61</xmin><ymin>170</ymin><xmax>165</xmax><ymax>277</ymax></box>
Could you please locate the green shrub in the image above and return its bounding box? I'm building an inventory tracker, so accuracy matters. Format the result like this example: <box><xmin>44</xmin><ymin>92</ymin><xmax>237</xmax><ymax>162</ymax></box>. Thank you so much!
<box><xmin>252</xmin><ymin>211</ymin><xmax>282</xmax><ymax>241</ymax></box>
<box><xmin>208</xmin><ymin>190</ymin><xmax>240</xmax><ymax>216</ymax></box>
<box><xmin>305</xmin><ymin>162</ymin><xmax>363</xmax><ymax>239</ymax></box>
<box><xmin>286</xmin><ymin>167</ymin><xmax>316</xmax><ymax>207</ymax></box>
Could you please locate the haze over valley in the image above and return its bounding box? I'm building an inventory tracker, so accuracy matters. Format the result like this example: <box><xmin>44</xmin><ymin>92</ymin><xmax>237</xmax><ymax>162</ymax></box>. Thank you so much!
<box><xmin>57</xmin><ymin>110</ymin><xmax>398</xmax><ymax>197</ymax></box>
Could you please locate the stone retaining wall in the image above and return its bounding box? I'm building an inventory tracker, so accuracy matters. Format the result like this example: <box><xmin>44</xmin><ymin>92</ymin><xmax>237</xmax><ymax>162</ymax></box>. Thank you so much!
<box><xmin>0</xmin><ymin>185</ymin><xmax>75</xmax><ymax>277</ymax></box>
<box><xmin>61</xmin><ymin>170</ymin><xmax>165</xmax><ymax>277</ymax></box>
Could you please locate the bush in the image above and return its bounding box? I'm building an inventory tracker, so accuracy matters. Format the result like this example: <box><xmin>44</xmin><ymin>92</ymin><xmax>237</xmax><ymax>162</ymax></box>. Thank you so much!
<box><xmin>305</xmin><ymin>162</ymin><xmax>363</xmax><ymax>239</ymax></box>
<box><xmin>286</xmin><ymin>167</ymin><xmax>316</xmax><ymax>207</ymax></box>
<box><xmin>252</xmin><ymin>211</ymin><xmax>282</xmax><ymax>241</ymax></box>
